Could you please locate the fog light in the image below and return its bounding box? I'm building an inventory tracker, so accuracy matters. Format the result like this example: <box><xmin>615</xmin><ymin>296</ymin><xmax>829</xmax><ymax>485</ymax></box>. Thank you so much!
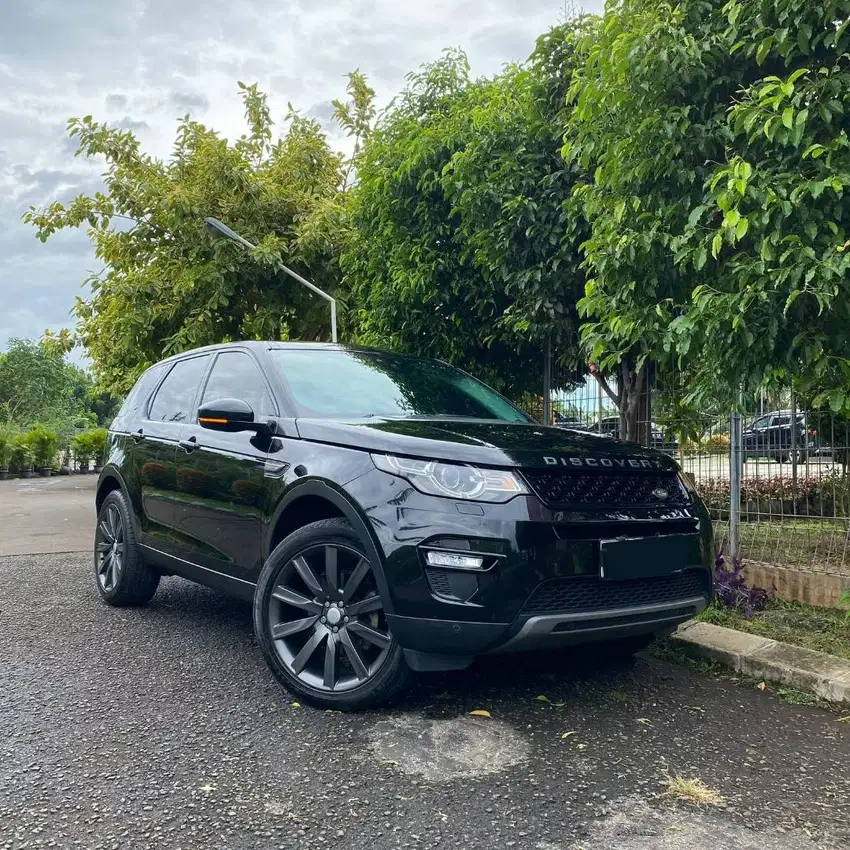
<box><xmin>424</xmin><ymin>551</ymin><xmax>485</xmax><ymax>570</ymax></box>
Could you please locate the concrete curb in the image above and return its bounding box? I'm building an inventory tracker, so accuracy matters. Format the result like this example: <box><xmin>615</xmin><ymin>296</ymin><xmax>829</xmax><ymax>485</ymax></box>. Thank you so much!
<box><xmin>672</xmin><ymin>621</ymin><xmax>850</xmax><ymax>705</ymax></box>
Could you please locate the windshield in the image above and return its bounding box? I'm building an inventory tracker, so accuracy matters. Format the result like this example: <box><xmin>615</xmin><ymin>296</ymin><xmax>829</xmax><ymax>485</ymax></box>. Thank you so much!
<box><xmin>269</xmin><ymin>349</ymin><xmax>530</xmax><ymax>422</ymax></box>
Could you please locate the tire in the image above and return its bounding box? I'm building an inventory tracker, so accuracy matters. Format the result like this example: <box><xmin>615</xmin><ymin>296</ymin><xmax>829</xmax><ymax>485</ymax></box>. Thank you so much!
<box><xmin>253</xmin><ymin>518</ymin><xmax>411</xmax><ymax>711</ymax></box>
<box><xmin>94</xmin><ymin>489</ymin><xmax>160</xmax><ymax>606</ymax></box>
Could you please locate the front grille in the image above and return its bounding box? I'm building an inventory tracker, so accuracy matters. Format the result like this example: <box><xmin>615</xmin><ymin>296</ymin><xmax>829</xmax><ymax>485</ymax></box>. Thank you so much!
<box><xmin>521</xmin><ymin>569</ymin><xmax>711</xmax><ymax>616</ymax></box>
<box><xmin>523</xmin><ymin>470</ymin><xmax>688</xmax><ymax>509</ymax></box>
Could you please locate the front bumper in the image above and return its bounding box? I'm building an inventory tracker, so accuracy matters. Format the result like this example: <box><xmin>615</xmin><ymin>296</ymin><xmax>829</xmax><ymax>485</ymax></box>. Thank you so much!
<box><xmin>346</xmin><ymin>468</ymin><xmax>714</xmax><ymax>660</ymax></box>
<box><xmin>387</xmin><ymin>587</ymin><xmax>707</xmax><ymax>660</ymax></box>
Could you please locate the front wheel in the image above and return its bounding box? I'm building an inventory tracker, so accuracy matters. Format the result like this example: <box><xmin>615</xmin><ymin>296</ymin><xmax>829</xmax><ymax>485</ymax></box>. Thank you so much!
<box><xmin>253</xmin><ymin>518</ymin><xmax>411</xmax><ymax>711</ymax></box>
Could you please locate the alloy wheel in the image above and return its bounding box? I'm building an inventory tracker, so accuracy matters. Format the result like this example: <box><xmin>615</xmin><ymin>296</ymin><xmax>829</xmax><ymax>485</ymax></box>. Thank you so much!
<box><xmin>267</xmin><ymin>543</ymin><xmax>391</xmax><ymax>693</ymax></box>
<box><xmin>96</xmin><ymin>503</ymin><xmax>125</xmax><ymax>592</ymax></box>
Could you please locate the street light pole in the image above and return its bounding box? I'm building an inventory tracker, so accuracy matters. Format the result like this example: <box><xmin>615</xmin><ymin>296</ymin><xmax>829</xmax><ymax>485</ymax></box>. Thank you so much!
<box><xmin>204</xmin><ymin>216</ymin><xmax>338</xmax><ymax>343</ymax></box>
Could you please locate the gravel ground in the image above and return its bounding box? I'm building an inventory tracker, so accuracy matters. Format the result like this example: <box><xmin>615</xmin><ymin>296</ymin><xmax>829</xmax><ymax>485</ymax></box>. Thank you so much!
<box><xmin>3</xmin><ymin>552</ymin><xmax>850</xmax><ymax>850</ymax></box>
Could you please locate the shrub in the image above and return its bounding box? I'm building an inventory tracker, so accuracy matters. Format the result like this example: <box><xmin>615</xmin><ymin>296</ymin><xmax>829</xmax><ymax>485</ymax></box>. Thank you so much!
<box><xmin>27</xmin><ymin>425</ymin><xmax>59</xmax><ymax>469</ymax></box>
<box><xmin>713</xmin><ymin>553</ymin><xmax>770</xmax><ymax>618</ymax></box>
<box><xmin>12</xmin><ymin>434</ymin><xmax>35</xmax><ymax>470</ymax></box>
<box><xmin>680</xmin><ymin>433</ymin><xmax>730</xmax><ymax>456</ymax></box>
<box><xmin>88</xmin><ymin>428</ymin><xmax>108</xmax><ymax>466</ymax></box>
<box><xmin>0</xmin><ymin>426</ymin><xmax>17</xmax><ymax>468</ymax></box>
<box><xmin>696</xmin><ymin>473</ymin><xmax>850</xmax><ymax>517</ymax></box>
<box><xmin>71</xmin><ymin>431</ymin><xmax>94</xmax><ymax>465</ymax></box>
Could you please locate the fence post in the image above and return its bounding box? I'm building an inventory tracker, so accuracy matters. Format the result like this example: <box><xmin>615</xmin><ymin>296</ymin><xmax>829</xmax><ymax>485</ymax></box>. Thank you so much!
<box><xmin>790</xmin><ymin>387</ymin><xmax>798</xmax><ymax>496</ymax></box>
<box><xmin>729</xmin><ymin>406</ymin><xmax>743</xmax><ymax>562</ymax></box>
<box><xmin>542</xmin><ymin>335</ymin><xmax>552</xmax><ymax>426</ymax></box>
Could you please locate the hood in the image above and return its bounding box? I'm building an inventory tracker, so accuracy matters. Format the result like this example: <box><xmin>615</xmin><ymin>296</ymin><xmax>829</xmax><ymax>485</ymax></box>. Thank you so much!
<box><xmin>294</xmin><ymin>417</ymin><xmax>678</xmax><ymax>471</ymax></box>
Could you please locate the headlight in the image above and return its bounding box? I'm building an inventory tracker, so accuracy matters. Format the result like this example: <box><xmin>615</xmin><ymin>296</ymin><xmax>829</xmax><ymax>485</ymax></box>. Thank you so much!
<box><xmin>372</xmin><ymin>454</ymin><xmax>528</xmax><ymax>503</ymax></box>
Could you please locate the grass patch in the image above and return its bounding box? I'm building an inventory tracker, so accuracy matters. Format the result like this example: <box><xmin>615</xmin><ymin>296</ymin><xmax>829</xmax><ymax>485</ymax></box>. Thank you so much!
<box><xmin>698</xmin><ymin>598</ymin><xmax>850</xmax><ymax>660</ymax></box>
<box><xmin>661</xmin><ymin>774</ymin><xmax>725</xmax><ymax>807</ymax></box>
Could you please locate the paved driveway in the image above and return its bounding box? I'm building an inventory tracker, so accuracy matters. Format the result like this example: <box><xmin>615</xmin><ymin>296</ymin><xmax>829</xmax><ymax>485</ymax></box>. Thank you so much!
<box><xmin>2</xmin><ymin>552</ymin><xmax>850</xmax><ymax>850</ymax></box>
<box><xmin>0</xmin><ymin>474</ymin><xmax>96</xmax><ymax>556</ymax></box>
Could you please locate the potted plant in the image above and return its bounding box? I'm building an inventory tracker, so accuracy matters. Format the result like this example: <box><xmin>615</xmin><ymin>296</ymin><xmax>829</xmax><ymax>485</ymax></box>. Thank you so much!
<box><xmin>28</xmin><ymin>426</ymin><xmax>59</xmax><ymax>477</ymax></box>
<box><xmin>71</xmin><ymin>431</ymin><xmax>93</xmax><ymax>474</ymax></box>
<box><xmin>14</xmin><ymin>436</ymin><xmax>35</xmax><ymax>479</ymax></box>
<box><xmin>90</xmin><ymin>428</ymin><xmax>108</xmax><ymax>474</ymax></box>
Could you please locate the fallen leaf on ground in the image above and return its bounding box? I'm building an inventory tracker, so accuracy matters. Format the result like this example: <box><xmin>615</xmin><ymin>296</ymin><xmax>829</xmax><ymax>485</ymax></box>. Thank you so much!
<box><xmin>636</xmin><ymin>718</ymin><xmax>652</xmax><ymax>725</ymax></box>
<box><xmin>756</xmin><ymin>682</ymin><xmax>766</xmax><ymax>691</ymax></box>
<box><xmin>561</xmin><ymin>731</ymin><xmax>578</xmax><ymax>739</ymax></box>
<box><xmin>291</xmin><ymin>701</ymin><xmax>301</xmax><ymax>708</ymax></box>
<box><xmin>469</xmin><ymin>709</ymin><xmax>491</xmax><ymax>718</ymax></box>
<box><xmin>838</xmin><ymin>715</ymin><xmax>850</xmax><ymax>723</ymax></box>
<box><xmin>536</xmin><ymin>695</ymin><xmax>551</xmax><ymax>703</ymax></box>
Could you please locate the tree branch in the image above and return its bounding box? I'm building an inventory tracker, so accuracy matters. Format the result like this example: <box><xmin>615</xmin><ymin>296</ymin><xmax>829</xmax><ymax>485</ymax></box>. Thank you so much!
<box><xmin>591</xmin><ymin>369</ymin><xmax>620</xmax><ymax>408</ymax></box>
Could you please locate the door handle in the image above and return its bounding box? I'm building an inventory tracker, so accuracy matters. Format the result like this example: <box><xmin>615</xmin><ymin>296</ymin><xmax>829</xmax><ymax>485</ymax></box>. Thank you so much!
<box><xmin>179</xmin><ymin>436</ymin><xmax>199</xmax><ymax>453</ymax></box>
<box><xmin>132</xmin><ymin>429</ymin><xmax>145</xmax><ymax>444</ymax></box>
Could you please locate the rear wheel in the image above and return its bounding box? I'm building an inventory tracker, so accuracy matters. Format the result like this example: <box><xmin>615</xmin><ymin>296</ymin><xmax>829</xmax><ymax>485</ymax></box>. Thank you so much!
<box><xmin>94</xmin><ymin>490</ymin><xmax>160</xmax><ymax>606</ymax></box>
<box><xmin>254</xmin><ymin>518</ymin><xmax>411</xmax><ymax>711</ymax></box>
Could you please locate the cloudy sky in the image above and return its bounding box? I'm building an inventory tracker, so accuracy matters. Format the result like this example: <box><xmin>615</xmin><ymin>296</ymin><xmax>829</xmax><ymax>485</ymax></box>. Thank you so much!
<box><xmin>0</xmin><ymin>0</ymin><xmax>600</xmax><ymax>360</ymax></box>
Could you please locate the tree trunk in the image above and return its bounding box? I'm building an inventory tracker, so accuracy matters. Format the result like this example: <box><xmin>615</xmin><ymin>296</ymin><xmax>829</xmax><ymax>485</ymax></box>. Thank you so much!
<box><xmin>591</xmin><ymin>358</ymin><xmax>650</xmax><ymax>446</ymax></box>
<box><xmin>620</xmin><ymin>359</ymin><xmax>650</xmax><ymax>445</ymax></box>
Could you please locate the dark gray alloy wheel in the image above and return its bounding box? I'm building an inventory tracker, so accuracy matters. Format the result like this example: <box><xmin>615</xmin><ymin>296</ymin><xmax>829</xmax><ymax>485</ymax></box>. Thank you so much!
<box><xmin>96</xmin><ymin>502</ymin><xmax>125</xmax><ymax>592</ymax></box>
<box><xmin>254</xmin><ymin>518</ymin><xmax>411</xmax><ymax>710</ymax></box>
<box><xmin>93</xmin><ymin>489</ymin><xmax>160</xmax><ymax>606</ymax></box>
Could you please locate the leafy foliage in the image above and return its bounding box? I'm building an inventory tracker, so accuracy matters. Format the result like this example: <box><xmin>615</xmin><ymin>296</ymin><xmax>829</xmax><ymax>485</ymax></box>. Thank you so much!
<box><xmin>0</xmin><ymin>338</ymin><xmax>95</xmax><ymax>428</ymax></box>
<box><xmin>0</xmin><ymin>425</ymin><xmax>15</xmax><ymax>468</ymax></box>
<box><xmin>714</xmin><ymin>552</ymin><xmax>771</xmax><ymax>618</ymax></box>
<box><xmin>25</xmin><ymin>81</ymin><xmax>368</xmax><ymax>395</ymax></box>
<box><xmin>566</xmin><ymin>0</ymin><xmax>850</xmax><ymax>413</ymax></box>
<box><xmin>343</xmin><ymin>23</ymin><xmax>593</xmax><ymax>395</ymax></box>
<box><xmin>26</xmin><ymin>425</ymin><xmax>59</xmax><ymax>469</ymax></box>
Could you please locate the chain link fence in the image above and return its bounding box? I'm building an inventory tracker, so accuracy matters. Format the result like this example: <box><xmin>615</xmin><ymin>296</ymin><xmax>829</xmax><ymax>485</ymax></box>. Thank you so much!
<box><xmin>516</xmin><ymin>350</ymin><xmax>850</xmax><ymax>580</ymax></box>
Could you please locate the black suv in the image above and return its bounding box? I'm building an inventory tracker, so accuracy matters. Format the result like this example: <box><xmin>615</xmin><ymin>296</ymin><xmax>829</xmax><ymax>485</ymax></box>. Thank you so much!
<box><xmin>94</xmin><ymin>343</ymin><xmax>713</xmax><ymax>710</ymax></box>
<box><xmin>589</xmin><ymin>415</ymin><xmax>679</xmax><ymax>455</ymax></box>
<box><xmin>743</xmin><ymin>410</ymin><xmax>816</xmax><ymax>463</ymax></box>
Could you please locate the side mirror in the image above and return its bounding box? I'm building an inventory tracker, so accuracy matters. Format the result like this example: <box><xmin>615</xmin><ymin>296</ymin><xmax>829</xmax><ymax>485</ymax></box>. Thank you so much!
<box><xmin>198</xmin><ymin>398</ymin><xmax>264</xmax><ymax>433</ymax></box>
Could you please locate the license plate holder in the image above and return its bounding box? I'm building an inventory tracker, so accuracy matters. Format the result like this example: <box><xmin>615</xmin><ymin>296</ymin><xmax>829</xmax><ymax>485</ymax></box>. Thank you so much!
<box><xmin>599</xmin><ymin>535</ymin><xmax>695</xmax><ymax>581</ymax></box>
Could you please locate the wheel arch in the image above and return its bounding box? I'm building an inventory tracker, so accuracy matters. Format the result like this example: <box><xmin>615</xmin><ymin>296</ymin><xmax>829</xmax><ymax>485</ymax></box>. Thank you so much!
<box><xmin>95</xmin><ymin>467</ymin><xmax>127</xmax><ymax>514</ymax></box>
<box><xmin>265</xmin><ymin>479</ymin><xmax>395</xmax><ymax>614</ymax></box>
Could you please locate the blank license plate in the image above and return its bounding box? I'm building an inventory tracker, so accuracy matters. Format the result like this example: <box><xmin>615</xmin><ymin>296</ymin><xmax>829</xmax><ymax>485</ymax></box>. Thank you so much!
<box><xmin>599</xmin><ymin>535</ymin><xmax>697</xmax><ymax>581</ymax></box>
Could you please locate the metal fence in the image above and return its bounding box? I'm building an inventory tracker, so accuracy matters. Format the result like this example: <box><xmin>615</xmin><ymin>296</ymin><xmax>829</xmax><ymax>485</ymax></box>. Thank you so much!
<box><xmin>517</xmin><ymin>353</ymin><xmax>850</xmax><ymax>580</ymax></box>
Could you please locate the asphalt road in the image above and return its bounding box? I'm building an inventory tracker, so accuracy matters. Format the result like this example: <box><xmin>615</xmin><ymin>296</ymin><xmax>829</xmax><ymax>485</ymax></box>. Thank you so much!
<box><xmin>0</xmin><ymin>474</ymin><xmax>96</xmax><ymax>556</ymax></box>
<box><xmin>3</xmin><ymin>552</ymin><xmax>850</xmax><ymax>850</ymax></box>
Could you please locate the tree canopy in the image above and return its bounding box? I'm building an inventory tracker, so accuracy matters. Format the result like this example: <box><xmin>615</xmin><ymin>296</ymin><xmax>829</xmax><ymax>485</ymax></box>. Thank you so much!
<box><xmin>567</xmin><ymin>0</ymin><xmax>850</xmax><ymax>414</ymax></box>
<box><xmin>25</xmin><ymin>80</ymin><xmax>374</xmax><ymax>395</ymax></box>
<box><xmin>342</xmin><ymin>22</ymin><xmax>592</xmax><ymax>396</ymax></box>
<box><xmin>0</xmin><ymin>338</ymin><xmax>105</xmax><ymax>428</ymax></box>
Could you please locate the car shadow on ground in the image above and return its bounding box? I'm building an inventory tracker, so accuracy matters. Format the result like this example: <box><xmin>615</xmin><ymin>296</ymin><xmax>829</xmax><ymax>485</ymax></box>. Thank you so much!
<box><xmin>138</xmin><ymin>575</ymin><xmax>668</xmax><ymax>713</ymax></box>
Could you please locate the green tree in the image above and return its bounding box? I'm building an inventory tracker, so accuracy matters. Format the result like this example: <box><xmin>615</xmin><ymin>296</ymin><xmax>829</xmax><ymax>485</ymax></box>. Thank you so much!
<box><xmin>567</xmin><ymin>0</ymin><xmax>850</xmax><ymax>426</ymax></box>
<box><xmin>343</xmin><ymin>22</ymin><xmax>592</xmax><ymax>397</ymax></box>
<box><xmin>0</xmin><ymin>339</ymin><xmax>80</xmax><ymax>426</ymax></box>
<box><xmin>25</xmin><ymin>80</ymin><xmax>372</xmax><ymax>395</ymax></box>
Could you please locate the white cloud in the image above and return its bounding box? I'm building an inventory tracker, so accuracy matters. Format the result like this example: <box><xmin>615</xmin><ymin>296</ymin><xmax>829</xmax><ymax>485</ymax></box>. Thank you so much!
<box><xmin>0</xmin><ymin>0</ymin><xmax>602</xmax><ymax>352</ymax></box>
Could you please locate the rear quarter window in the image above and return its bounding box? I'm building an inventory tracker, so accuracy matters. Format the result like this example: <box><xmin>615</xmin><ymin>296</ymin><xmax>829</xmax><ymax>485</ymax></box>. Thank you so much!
<box><xmin>112</xmin><ymin>364</ymin><xmax>167</xmax><ymax>429</ymax></box>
